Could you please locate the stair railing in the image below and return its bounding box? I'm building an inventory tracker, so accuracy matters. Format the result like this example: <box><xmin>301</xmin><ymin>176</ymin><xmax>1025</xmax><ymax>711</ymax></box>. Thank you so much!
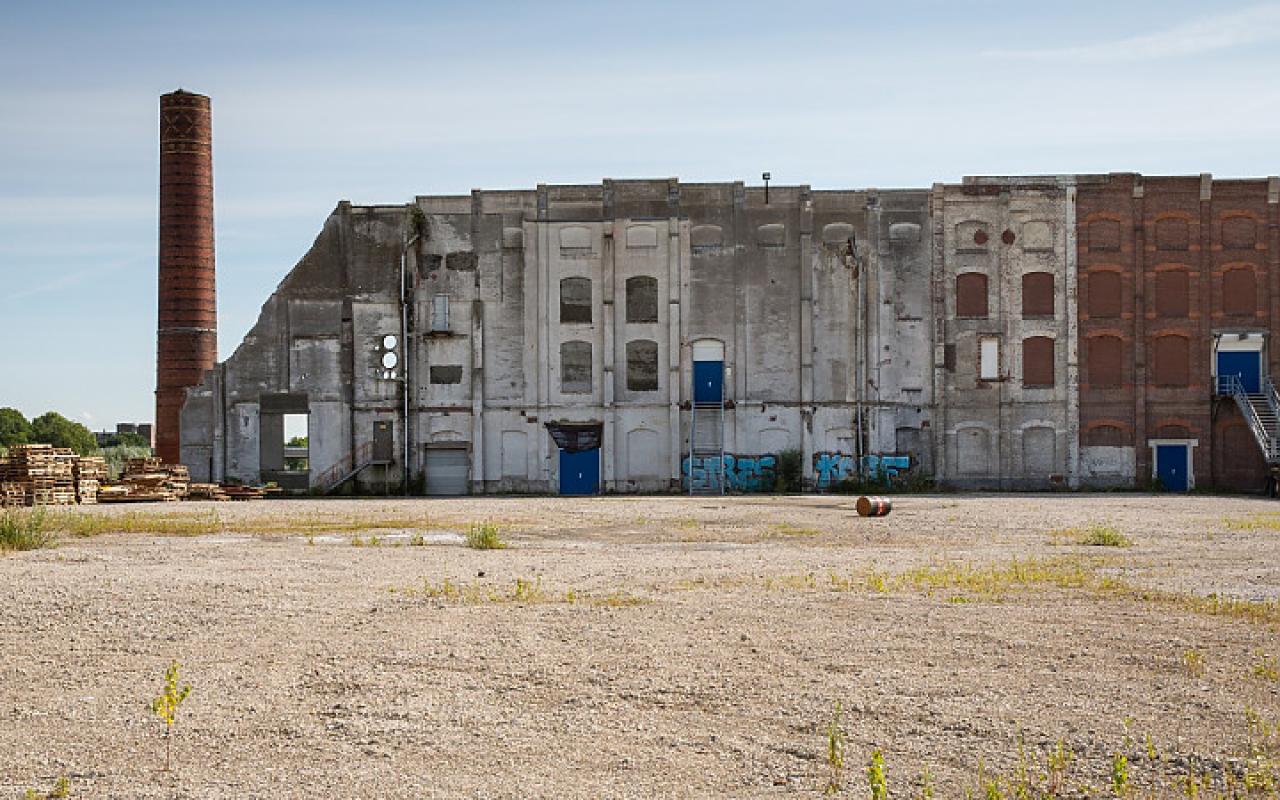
<box><xmin>314</xmin><ymin>441</ymin><xmax>376</xmax><ymax>494</ymax></box>
<box><xmin>1223</xmin><ymin>374</ymin><xmax>1280</xmax><ymax>462</ymax></box>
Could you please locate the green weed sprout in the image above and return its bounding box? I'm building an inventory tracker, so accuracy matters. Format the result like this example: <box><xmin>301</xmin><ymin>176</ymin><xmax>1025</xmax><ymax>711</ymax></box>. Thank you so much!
<box><xmin>150</xmin><ymin>661</ymin><xmax>193</xmax><ymax>771</ymax></box>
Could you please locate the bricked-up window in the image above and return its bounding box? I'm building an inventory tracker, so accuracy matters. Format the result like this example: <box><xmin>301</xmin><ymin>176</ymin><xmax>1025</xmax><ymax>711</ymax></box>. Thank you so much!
<box><xmin>979</xmin><ymin>337</ymin><xmax>1000</xmax><ymax>381</ymax></box>
<box><xmin>1153</xmin><ymin>335</ymin><xmax>1190</xmax><ymax>387</ymax></box>
<box><xmin>625</xmin><ymin>339</ymin><xmax>659</xmax><ymax>391</ymax></box>
<box><xmin>1088</xmin><ymin>336</ymin><xmax>1123</xmax><ymax>388</ymax></box>
<box><xmin>1022</xmin><ymin>273</ymin><xmax>1054</xmax><ymax>318</ymax></box>
<box><xmin>1085</xmin><ymin>424</ymin><xmax>1128</xmax><ymax>446</ymax></box>
<box><xmin>560</xmin><ymin>340</ymin><xmax>592</xmax><ymax>393</ymax></box>
<box><xmin>1156</xmin><ymin>218</ymin><xmax>1190</xmax><ymax>251</ymax></box>
<box><xmin>1155</xmin><ymin>270</ymin><xmax>1189</xmax><ymax>318</ymax></box>
<box><xmin>1089</xmin><ymin>219</ymin><xmax>1121</xmax><ymax>251</ymax></box>
<box><xmin>1223</xmin><ymin>268</ymin><xmax>1257</xmax><ymax>316</ymax></box>
<box><xmin>1088</xmin><ymin>271</ymin><xmax>1121</xmax><ymax>318</ymax></box>
<box><xmin>625</xmin><ymin>276</ymin><xmax>659</xmax><ymax>324</ymax></box>
<box><xmin>1022</xmin><ymin>337</ymin><xmax>1054</xmax><ymax>387</ymax></box>
<box><xmin>956</xmin><ymin>273</ymin><xmax>988</xmax><ymax>318</ymax></box>
<box><xmin>1157</xmin><ymin>424</ymin><xmax>1191</xmax><ymax>438</ymax></box>
<box><xmin>560</xmin><ymin>277</ymin><xmax>592</xmax><ymax>324</ymax></box>
<box><xmin>1222</xmin><ymin>216</ymin><xmax>1257</xmax><ymax>249</ymax></box>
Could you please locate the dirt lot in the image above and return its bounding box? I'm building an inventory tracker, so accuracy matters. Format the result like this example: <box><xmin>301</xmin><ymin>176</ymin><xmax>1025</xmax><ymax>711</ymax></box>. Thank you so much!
<box><xmin>2</xmin><ymin>493</ymin><xmax>1279</xmax><ymax>798</ymax></box>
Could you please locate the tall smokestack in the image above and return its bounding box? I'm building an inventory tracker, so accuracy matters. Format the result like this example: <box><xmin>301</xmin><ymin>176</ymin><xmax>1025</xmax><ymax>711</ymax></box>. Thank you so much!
<box><xmin>156</xmin><ymin>90</ymin><xmax>216</xmax><ymax>465</ymax></box>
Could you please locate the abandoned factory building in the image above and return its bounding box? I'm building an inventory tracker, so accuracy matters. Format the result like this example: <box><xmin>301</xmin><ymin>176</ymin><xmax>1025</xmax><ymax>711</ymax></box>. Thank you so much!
<box><xmin>178</xmin><ymin>174</ymin><xmax>1280</xmax><ymax>496</ymax></box>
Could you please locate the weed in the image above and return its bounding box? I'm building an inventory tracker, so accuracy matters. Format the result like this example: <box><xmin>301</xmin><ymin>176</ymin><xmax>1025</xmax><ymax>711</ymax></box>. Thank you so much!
<box><xmin>306</xmin><ymin>535</ymin><xmax>315</xmax><ymax>546</ymax></box>
<box><xmin>512</xmin><ymin>576</ymin><xmax>543</xmax><ymax>603</ymax></box>
<box><xmin>22</xmin><ymin>777</ymin><xmax>70</xmax><ymax>799</ymax></box>
<box><xmin>1251</xmin><ymin>653</ymin><xmax>1279</xmax><ymax>682</ymax></box>
<box><xmin>0</xmin><ymin>508</ymin><xmax>56</xmax><ymax>551</ymax></box>
<box><xmin>1075</xmin><ymin>524</ymin><xmax>1133</xmax><ymax>548</ymax></box>
<box><xmin>367</xmin><ymin>534</ymin><xmax>381</xmax><ymax>547</ymax></box>
<box><xmin>825</xmin><ymin>703</ymin><xmax>846</xmax><ymax>795</ymax></box>
<box><xmin>591</xmin><ymin>590</ymin><xmax>646</xmax><ymax>607</ymax></box>
<box><xmin>1045</xmin><ymin>738</ymin><xmax>1073</xmax><ymax>795</ymax></box>
<box><xmin>918</xmin><ymin>766</ymin><xmax>934</xmax><ymax>800</ymax></box>
<box><xmin>866</xmin><ymin>747</ymin><xmax>887</xmax><ymax>800</ymax></box>
<box><xmin>1110</xmin><ymin>752</ymin><xmax>1129</xmax><ymax>797</ymax></box>
<box><xmin>149</xmin><ymin>661</ymin><xmax>192</xmax><ymax>772</ymax></box>
<box><xmin>351</xmin><ymin>535</ymin><xmax>365</xmax><ymax>547</ymax></box>
<box><xmin>771</xmin><ymin>522</ymin><xmax>820</xmax><ymax>537</ymax></box>
<box><xmin>1222</xmin><ymin>513</ymin><xmax>1280</xmax><ymax>532</ymax></box>
<box><xmin>409</xmin><ymin>532</ymin><xmax>426</xmax><ymax>546</ymax></box>
<box><xmin>1183</xmin><ymin>649</ymin><xmax>1206</xmax><ymax>677</ymax></box>
<box><xmin>465</xmin><ymin>522</ymin><xmax>506</xmax><ymax>550</ymax></box>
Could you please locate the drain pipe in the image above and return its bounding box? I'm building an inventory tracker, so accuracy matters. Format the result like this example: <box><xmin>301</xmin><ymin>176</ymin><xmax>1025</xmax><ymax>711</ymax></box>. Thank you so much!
<box><xmin>402</xmin><ymin>223</ymin><xmax>420</xmax><ymax>497</ymax></box>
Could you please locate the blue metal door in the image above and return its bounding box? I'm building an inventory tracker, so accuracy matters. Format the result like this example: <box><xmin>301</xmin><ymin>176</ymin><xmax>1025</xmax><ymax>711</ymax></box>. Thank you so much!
<box><xmin>693</xmin><ymin>360</ymin><xmax>723</xmax><ymax>404</ymax></box>
<box><xmin>1156</xmin><ymin>444</ymin><xmax>1189</xmax><ymax>492</ymax></box>
<box><xmin>1218</xmin><ymin>350</ymin><xmax>1261</xmax><ymax>394</ymax></box>
<box><xmin>559</xmin><ymin>448</ymin><xmax>600</xmax><ymax>495</ymax></box>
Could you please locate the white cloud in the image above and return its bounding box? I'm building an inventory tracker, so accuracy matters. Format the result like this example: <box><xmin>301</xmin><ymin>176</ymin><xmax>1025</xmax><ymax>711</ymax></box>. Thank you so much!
<box><xmin>985</xmin><ymin>4</ymin><xmax>1280</xmax><ymax>62</ymax></box>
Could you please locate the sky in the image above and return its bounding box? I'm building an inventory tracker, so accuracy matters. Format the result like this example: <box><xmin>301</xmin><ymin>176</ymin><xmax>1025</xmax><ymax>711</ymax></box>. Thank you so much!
<box><xmin>3</xmin><ymin>0</ymin><xmax>1280</xmax><ymax>428</ymax></box>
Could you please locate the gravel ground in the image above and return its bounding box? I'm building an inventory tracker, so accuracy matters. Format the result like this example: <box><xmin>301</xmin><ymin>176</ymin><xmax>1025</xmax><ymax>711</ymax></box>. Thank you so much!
<box><xmin>2</xmin><ymin>493</ymin><xmax>1279</xmax><ymax>798</ymax></box>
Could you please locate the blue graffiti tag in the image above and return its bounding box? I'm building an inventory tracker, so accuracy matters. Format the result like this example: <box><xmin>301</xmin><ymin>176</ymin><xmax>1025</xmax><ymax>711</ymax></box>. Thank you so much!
<box><xmin>682</xmin><ymin>453</ymin><xmax>779</xmax><ymax>493</ymax></box>
<box><xmin>813</xmin><ymin>452</ymin><xmax>913</xmax><ymax>489</ymax></box>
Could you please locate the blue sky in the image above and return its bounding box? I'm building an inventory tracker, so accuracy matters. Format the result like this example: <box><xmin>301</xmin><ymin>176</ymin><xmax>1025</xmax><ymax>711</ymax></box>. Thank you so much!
<box><xmin>3</xmin><ymin>0</ymin><xmax>1280</xmax><ymax>428</ymax></box>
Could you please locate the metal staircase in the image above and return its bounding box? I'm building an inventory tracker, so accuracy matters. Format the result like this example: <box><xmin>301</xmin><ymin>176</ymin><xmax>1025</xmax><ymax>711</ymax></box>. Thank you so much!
<box><xmin>1220</xmin><ymin>375</ymin><xmax>1280</xmax><ymax>464</ymax></box>
<box><xmin>688</xmin><ymin>401</ymin><xmax>726</xmax><ymax>495</ymax></box>
<box><xmin>313</xmin><ymin>442</ymin><xmax>389</xmax><ymax>495</ymax></box>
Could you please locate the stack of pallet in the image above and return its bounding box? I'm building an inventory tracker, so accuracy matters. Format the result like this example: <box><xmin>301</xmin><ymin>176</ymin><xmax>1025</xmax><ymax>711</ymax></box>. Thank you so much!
<box><xmin>0</xmin><ymin>444</ymin><xmax>77</xmax><ymax>505</ymax></box>
<box><xmin>220</xmin><ymin>485</ymin><xmax>267</xmax><ymax>501</ymax></box>
<box><xmin>98</xmin><ymin>457</ymin><xmax>191</xmax><ymax>503</ymax></box>
<box><xmin>187</xmin><ymin>483</ymin><xmax>230</xmax><ymax>501</ymax></box>
<box><xmin>1</xmin><ymin>482</ymin><xmax>24</xmax><ymax>508</ymax></box>
<box><xmin>74</xmin><ymin>455</ymin><xmax>107</xmax><ymax>505</ymax></box>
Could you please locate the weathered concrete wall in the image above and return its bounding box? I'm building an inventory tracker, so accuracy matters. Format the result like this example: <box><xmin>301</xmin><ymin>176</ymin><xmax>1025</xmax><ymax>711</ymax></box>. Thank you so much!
<box><xmin>931</xmin><ymin>177</ymin><xmax>1079</xmax><ymax>489</ymax></box>
<box><xmin>183</xmin><ymin>173</ymin><xmax>1280</xmax><ymax>496</ymax></box>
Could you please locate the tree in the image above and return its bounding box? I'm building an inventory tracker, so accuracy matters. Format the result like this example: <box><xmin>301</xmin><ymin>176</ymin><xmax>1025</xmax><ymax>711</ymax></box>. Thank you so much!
<box><xmin>0</xmin><ymin>408</ymin><xmax>32</xmax><ymax>448</ymax></box>
<box><xmin>116</xmin><ymin>432</ymin><xmax>151</xmax><ymax>449</ymax></box>
<box><xmin>29</xmin><ymin>412</ymin><xmax>98</xmax><ymax>455</ymax></box>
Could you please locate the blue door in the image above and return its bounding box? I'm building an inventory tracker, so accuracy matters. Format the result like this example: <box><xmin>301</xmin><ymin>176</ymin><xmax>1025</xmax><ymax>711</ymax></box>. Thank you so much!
<box><xmin>1156</xmin><ymin>444</ymin><xmax>1189</xmax><ymax>492</ymax></box>
<box><xmin>694</xmin><ymin>360</ymin><xmax>724</xmax><ymax>404</ymax></box>
<box><xmin>559</xmin><ymin>448</ymin><xmax>600</xmax><ymax>495</ymax></box>
<box><xmin>1218</xmin><ymin>350</ymin><xmax>1261</xmax><ymax>394</ymax></box>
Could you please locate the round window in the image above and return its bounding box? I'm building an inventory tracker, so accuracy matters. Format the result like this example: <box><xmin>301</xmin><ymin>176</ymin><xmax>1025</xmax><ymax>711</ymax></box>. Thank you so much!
<box><xmin>381</xmin><ymin>352</ymin><xmax>399</xmax><ymax>369</ymax></box>
<box><xmin>382</xmin><ymin>334</ymin><xmax>398</xmax><ymax>350</ymax></box>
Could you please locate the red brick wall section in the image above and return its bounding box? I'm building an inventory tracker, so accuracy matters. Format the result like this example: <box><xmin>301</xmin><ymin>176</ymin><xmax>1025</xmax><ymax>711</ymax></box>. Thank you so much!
<box><xmin>1078</xmin><ymin>174</ymin><xmax>1276</xmax><ymax>490</ymax></box>
<box><xmin>156</xmin><ymin>90</ymin><xmax>216</xmax><ymax>465</ymax></box>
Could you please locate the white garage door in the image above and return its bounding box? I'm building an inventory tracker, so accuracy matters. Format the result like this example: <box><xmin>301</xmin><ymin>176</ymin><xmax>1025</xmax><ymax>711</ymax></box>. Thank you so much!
<box><xmin>425</xmin><ymin>448</ymin><xmax>470</xmax><ymax>496</ymax></box>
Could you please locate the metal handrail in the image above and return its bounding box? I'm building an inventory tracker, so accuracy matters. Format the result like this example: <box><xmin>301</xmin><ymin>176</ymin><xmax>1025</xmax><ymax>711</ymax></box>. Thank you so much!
<box><xmin>1223</xmin><ymin>375</ymin><xmax>1280</xmax><ymax>462</ymax></box>
<box><xmin>314</xmin><ymin>441</ymin><xmax>376</xmax><ymax>494</ymax></box>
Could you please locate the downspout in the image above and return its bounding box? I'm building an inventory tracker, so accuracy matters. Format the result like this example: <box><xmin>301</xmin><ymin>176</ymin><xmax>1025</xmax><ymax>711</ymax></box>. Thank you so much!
<box><xmin>402</xmin><ymin>222</ymin><xmax>421</xmax><ymax>497</ymax></box>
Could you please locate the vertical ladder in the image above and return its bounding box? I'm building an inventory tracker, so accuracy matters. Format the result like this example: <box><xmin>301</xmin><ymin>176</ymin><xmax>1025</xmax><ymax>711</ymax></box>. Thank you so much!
<box><xmin>689</xmin><ymin>401</ymin><xmax>725</xmax><ymax>494</ymax></box>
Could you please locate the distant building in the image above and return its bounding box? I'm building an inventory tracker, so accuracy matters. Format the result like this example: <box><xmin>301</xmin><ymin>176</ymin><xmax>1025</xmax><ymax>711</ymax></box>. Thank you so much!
<box><xmin>177</xmin><ymin>174</ymin><xmax>1280</xmax><ymax>496</ymax></box>
<box><xmin>95</xmin><ymin>423</ymin><xmax>154</xmax><ymax>449</ymax></box>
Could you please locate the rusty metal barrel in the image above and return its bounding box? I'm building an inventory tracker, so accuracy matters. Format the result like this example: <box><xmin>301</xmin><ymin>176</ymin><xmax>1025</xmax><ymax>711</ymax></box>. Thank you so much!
<box><xmin>856</xmin><ymin>495</ymin><xmax>892</xmax><ymax>517</ymax></box>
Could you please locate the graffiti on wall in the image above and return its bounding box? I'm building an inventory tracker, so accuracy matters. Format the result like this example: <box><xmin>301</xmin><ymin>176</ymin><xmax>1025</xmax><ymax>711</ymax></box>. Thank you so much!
<box><xmin>682</xmin><ymin>453</ymin><xmax>778</xmax><ymax>492</ymax></box>
<box><xmin>813</xmin><ymin>452</ymin><xmax>912</xmax><ymax>489</ymax></box>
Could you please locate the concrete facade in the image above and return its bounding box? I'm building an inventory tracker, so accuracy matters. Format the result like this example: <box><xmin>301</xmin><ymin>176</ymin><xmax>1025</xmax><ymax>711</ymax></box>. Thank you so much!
<box><xmin>180</xmin><ymin>173</ymin><xmax>1280</xmax><ymax>496</ymax></box>
<box><xmin>931</xmin><ymin>177</ymin><xmax>1079</xmax><ymax>489</ymax></box>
